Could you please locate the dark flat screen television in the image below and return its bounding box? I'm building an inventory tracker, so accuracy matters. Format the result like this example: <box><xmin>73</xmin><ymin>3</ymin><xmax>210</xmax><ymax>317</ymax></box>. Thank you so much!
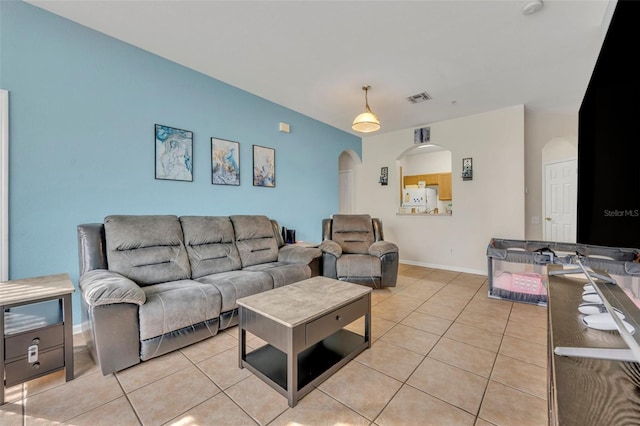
<box><xmin>577</xmin><ymin>0</ymin><xmax>640</xmax><ymax>248</ymax></box>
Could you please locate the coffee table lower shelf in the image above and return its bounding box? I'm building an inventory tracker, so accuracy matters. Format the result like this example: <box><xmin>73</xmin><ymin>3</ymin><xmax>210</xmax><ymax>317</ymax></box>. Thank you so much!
<box><xmin>242</xmin><ymin>329</ymin><xmax>367</xmax><ymax>404</ymax></box>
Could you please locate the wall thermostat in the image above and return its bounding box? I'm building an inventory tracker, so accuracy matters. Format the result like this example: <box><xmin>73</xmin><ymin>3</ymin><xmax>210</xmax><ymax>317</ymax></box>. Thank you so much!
<box><xmin>462</xmin><ymin>157</ymin><xmax>473</xmax><ymax>181</ymax></box>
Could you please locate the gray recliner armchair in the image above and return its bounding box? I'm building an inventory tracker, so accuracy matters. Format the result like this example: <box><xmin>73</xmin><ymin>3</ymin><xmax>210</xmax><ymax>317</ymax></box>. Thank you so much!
<box><xmin>320</xmin><ymin>214</ymin><xmax>398</xmax><ymax>288</ymax></box>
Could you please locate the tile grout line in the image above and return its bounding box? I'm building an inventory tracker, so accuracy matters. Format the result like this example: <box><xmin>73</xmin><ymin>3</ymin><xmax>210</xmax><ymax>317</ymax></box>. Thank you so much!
<box><xmin>191</xmin><ymin>358</ymin><xmax>265</xmax><ymax>426</ymax></box>
<box><xmin>180</xmin><ymin>347</ymin><xmax>262</xmax><ymax>426</ymax></box>
<box><xmin>473</xmin><ymin>292</ymin><xmax>514</xmax><ymax>421</ymax></box>
<box><xmin>113</xmin><ymin>370</ymin><xmax>145</xmax><ymax>426</ymax></box>
<box><xmin>368</xmin><ymin>273</ymin><xmax>492</xmax><ymax>423</ymax></box>
<box><xmin>21</xmin><ymin>383</ymin><xmax>25</xmax><ymax>426</ymax></box>
<box><xmin>368</xmin><ymin>269</ymin><xmax>454</xmax><ymax>425</ymax></box>
<box><xmin>481</xmin><ymin>294</ymin><xmax>550</xmax><ymax>423</ymax></box>
<box><xmin>411</xmin><ymin>277</ymin><xmax>494</xmax><ymax>420</ymax></box>
<box><xmin>398</xmin><ymin>273</ymin><xmax>547</xmax><ymax>418</ymax></box>
<box><xmin>396</xmin><ymin>267</ymin><xmax>549</xmax><ymax>420</ymax></box>
<box><xmin>344</xmin><ymin>271</ymin><xmax>545</xmax><ymax>422</ymax></box>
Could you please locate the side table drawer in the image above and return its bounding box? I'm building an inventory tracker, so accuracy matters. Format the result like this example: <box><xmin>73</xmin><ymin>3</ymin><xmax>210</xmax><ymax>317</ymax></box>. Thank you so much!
<box><xmin>306</xmin><ymin>296</ymin><xmax>368</xmax><ymax>345</ymax></box>
<box><xmin>4</xmin><ymin>324</ymin><xmax>64</xmax><ymax>360</ymax></box>
<box><xmin>5</xmin><ymin>346</ymin><xmax>65</xmax><ymax>386</ymax></box>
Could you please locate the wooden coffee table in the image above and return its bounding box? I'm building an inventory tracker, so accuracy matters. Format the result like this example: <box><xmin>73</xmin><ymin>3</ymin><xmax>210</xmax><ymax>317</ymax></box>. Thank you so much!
<box><xmin>237</xmin><ymin>276</ymin><xmax>371</xmax><ymax>407</ymax></box>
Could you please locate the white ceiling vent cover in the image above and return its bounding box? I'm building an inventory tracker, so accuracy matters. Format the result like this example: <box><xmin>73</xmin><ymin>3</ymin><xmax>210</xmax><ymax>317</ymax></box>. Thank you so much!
<box><xmin>407</xmin><ymin>92</ymin><xmax>432</xmax><ymax>104</ymax></box>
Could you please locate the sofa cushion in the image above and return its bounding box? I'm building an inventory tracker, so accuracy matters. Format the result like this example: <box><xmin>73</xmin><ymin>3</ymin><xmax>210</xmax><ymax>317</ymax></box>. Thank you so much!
<box><xmin>331</xmin><ymin>214</ymin><xmax>375</xmax><ymax>254</ymax></box>
<box><xmin>138</xmin><ymin>280</ymin><xmax>222</xmax><ymax>341</ymax></box>
<box><xmin>196</xmin><ymin>270</ymin><xmax>273</xmax><ymax>313</ymax></box>
<box><xmin>180</xmin><ymin>216</ymin><xmax>242</xmax><ymax>278</ymax></box>
<box><xmin>104</xmin><ymin>215</ymin><xmax>191</xmax><ymax>286</ymax></box>
<box><xmin>243</xmin><ymin>262</ymin><xmax>311</xmax><ymax>288</ymax></box>
<box><xmin>230</xmin><ymin>215</ymin><xmax>279</xmax><ymax>267</ymax></box>
<box><xmin>277</xmin><ymin>244</ymin><xmax>322</xmax><ymax>265</ymax></box>
<box><xmin>336</xmin><ymin>254</ymin><xmax>381</xmax><ymax>279</ymax></box>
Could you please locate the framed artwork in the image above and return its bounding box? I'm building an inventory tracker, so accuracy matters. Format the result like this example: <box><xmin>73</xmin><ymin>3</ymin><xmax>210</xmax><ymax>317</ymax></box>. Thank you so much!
<box><xmin>155</xmin><ymin>124</ymin><xmax>193</xmax><ymax>182</ymax></box>
<box><xmin>253</xmin><ymin>145</ymin><xmax>275</xmax><ymax>187</ymax></box>
<box><xmin>211</xmin><ymin>137</ymin><xmax>240</xmax><ymax>185</ymax></box>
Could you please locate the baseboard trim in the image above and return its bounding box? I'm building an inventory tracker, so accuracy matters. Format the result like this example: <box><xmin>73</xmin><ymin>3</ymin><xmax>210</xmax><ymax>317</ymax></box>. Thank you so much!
<box><xmin>399</xmin><ymin>259</ymin><xmax>486</xmax><ymax>276</ymax></box>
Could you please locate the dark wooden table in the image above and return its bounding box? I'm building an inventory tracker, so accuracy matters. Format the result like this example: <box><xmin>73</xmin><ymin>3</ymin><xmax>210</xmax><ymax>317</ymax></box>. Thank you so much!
<box><xmin>548</xmin><ymin>265</ymin><xmax>640</xmax><ymax>425</ymax></box>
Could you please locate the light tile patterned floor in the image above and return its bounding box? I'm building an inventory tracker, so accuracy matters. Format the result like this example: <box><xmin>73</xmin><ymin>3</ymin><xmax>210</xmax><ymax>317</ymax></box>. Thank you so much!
<box><xmin>1</xmin><ymin>265</ymin><xmax>549</xmax><ymax>425</ymax></box>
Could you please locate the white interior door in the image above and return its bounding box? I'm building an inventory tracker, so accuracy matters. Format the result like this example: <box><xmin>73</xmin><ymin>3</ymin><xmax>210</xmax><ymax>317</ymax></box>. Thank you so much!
<box><xmin>544</xmin><ymin>159</ymin><xmax>577</xmax><ymax>242</ymax></box>
<box><xmin>338</xmin><ymin>170</ymin><xmax>353</xmax><ymax>214</ymax></box>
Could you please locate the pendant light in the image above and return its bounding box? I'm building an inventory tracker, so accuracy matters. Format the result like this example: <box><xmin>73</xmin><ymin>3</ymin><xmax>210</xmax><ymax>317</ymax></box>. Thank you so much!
<box><xmin>352</xmin><ymin>85</ymin><xmax>380</xmax><ymax>133</ymax></box>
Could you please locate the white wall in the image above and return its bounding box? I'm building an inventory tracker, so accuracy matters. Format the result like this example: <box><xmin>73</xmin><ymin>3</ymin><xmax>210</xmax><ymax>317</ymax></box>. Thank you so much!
<box><xmin>524</xmin><ymin>109</ymin><xmax>578</xmax><ymax>240</ymax></box>
<box><xmin>402</xmin><ymin>150</ymin><xmax>452</xmax><ymax>176</ymax></box>
<box><xmin>354</xmin><ymin>105</ymin><xmax>525</xmax><ymax>274</ymax></box>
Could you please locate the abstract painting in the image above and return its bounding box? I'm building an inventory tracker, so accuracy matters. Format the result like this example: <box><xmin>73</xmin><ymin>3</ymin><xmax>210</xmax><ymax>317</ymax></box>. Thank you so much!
<box><xmin>211</xmin><ymin>137</ymin><xmax>240</xmax><ymax>185</ymax></box>
<box><xmin>155</xmin><ymin>124</ymin><xmax>193</xmax><ymax>182</ymax></box>
<box><xmin>253</xmin><ymin>145</ymin><xmax>275</xmax><ymax>187</ymax></box>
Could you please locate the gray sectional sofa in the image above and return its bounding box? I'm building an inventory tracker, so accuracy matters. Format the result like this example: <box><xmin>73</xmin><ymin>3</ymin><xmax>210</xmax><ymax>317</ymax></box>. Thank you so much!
<box><xmin>77</xmin><ymin>214</ymin><xmax>321</xmax><ymax>375</ymax></box>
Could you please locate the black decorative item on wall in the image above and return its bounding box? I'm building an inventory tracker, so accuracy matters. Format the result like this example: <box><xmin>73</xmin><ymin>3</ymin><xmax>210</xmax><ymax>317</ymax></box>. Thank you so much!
<box><xmin>379</xmin><ymin>167</ymin><xmax>388</xmax><ymax>185</ymax></box>
<box><xmin>462</xmin><ymin>158</ymin><xmax>473</xmax><ymax>181</ymax></box>
<box><xmin>414</xmin><ymin>126</ymin><xmax>430</xmax><ymax>144</ymax></box>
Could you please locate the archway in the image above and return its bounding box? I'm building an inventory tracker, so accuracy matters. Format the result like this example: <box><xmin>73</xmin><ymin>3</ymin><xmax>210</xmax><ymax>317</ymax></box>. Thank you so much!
<box><xmin>338</xmin><ymin>149</ymin><xmax>361</xmax><ymax>214</ymax></box>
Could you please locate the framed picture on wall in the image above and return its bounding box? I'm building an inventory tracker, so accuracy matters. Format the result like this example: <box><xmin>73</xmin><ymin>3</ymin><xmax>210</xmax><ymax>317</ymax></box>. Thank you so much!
<box><xmin>155</xmin><ymin>124</ymin><xmax>193</xmax><ymax>182</ymax></box>
<box><xmin>211</xmin><ymin>137</ymin><xmax>240</xmax><ymax>186</ymax></box>
<box><xmin>253</xmin><ymin>145</ymin><xmax>275</xmax><ymax>187</ymax></box>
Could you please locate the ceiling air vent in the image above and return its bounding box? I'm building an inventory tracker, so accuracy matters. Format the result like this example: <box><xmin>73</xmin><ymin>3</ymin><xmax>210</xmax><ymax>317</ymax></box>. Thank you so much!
<box><xmin>407</xmin><ymin>92</ymin><xmax>432</xmax><ymax>104</ymax></box>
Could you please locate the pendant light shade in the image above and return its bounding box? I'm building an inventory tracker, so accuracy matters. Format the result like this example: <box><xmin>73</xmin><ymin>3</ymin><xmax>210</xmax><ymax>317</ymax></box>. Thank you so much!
<box><xmin>352</xmin><ymin>85</ymin><xmax>380</xmax><ymax>133</ymax></box>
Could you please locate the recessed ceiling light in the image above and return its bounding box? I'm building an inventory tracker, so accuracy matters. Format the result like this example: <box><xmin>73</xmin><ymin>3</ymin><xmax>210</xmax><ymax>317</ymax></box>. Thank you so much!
<box><xmin>522</xmin><ymin>0</ymin><xmax>543</xmax><ymax>16</ymax></box>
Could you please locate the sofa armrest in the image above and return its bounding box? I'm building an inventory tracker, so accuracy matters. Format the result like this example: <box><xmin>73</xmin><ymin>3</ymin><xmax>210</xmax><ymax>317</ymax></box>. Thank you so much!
<box><xmin>319</xmin><ymin>240</ymin><xmax>342</xmax><ymax>258</ymax></box>
<box><xmin>369</xmin><ymin>241</ymin><xmax>398</xmax><ymax>258</ymax></box>
<box><xmin>278</xmin><ymin>244</ymin><xmax>322</xmax><ymax>264</ymax></box>
<box><xmin>79</xmin><ymin>269</ymin><xmax>146</xmax><ymax>307</ymax></box>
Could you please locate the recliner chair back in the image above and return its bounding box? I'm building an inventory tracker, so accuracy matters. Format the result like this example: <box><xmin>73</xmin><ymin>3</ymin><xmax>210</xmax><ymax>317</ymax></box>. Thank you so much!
<box><xmin>329</xmin><ymin>214</ymin><xmax>376</xmax><ymax>254</ymax></box>
<box><xmin>321</xmin><ymin>214</ymin><xmax>398</xmax><ymax>288</ymax></box>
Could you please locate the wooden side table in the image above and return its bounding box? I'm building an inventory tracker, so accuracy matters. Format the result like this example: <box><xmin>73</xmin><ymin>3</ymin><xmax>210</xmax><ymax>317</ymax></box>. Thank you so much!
<box><xmin>1</xmin><ymin>273</ymin><xmax>75</xmax><ymax>405</ymax></box>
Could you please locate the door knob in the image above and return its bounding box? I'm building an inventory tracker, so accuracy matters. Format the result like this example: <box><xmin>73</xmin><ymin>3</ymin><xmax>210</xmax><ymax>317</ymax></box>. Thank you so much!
<box><xmin>545</xmin><ymin>217</ymin><xmax>552</xmax><ymax>221</ymax></box>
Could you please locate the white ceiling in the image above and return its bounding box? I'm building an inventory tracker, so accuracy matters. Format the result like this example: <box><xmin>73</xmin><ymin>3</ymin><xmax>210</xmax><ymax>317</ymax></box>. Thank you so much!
<box><xmin>27</xmin><ymin>0</ymin><xmax>615</xmax><ymax>136</ymax></box>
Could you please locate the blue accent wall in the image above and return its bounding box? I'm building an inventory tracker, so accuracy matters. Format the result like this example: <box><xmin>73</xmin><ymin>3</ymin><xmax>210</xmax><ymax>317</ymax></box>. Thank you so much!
<box><xmin>0</xmin><ymin>1</ymin><xmax>361</xmax><ymax>324</ymax></box>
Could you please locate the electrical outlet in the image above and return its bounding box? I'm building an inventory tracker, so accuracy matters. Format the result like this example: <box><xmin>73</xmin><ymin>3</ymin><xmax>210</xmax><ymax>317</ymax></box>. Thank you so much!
<box><xmin>532</xmin><ymin>216</ymin><xmax>540</xmax><ymax>225</ymax></box>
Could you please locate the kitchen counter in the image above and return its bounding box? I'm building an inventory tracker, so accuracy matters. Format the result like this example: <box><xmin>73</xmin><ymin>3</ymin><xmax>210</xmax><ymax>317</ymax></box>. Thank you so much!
<box><xmin>396</xmin><ymin>212</ymin><xmax>452</xmax><ymax>217</ymax></box>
